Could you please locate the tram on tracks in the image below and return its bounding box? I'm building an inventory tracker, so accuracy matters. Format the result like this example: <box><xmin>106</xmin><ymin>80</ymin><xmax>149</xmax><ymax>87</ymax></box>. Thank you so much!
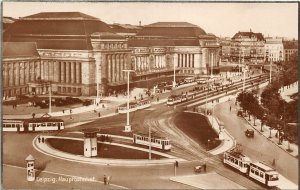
<box><xmin>166</xmin><ymin>94</ymin><xmax>188</xmax><ymax>105</ymax></box>
<box><xmin>223</xmin><ymin>150</ymin><xmax>279</xmax><ymax>187</ymax></box>
<box><xmin>3</xmin><ymin>117</ymin><xmax>64</xmax><ymax>132</ymax></box>
<box><xmin>133</xmin><ymin>133</ymin><xmax>171</xmax><ymax>151</ymax></box>
<box><xmin>118</xmin><ymin>99</ymin><xmax>151</xmax><ymax>114</ymax></box>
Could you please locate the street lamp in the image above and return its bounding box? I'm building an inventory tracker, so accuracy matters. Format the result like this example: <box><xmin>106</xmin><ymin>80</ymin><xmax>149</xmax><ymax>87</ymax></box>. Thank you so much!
<box><xmin>269</xmin><ymin>54</ymin><xmax>273</xmax><ymax>83</ymax></box>
<box><xmin>123</xmin><ymin>69</ymin><xmax>135</xmax><ymax>132</ymax></box>
<box><xmin>210</xmin><ymin>52</ymin><xmax>214</xmax><ymax>78</ymax></box>
<box><xmin>148</xmin><ymin>125</ymin><xmax>151</xmax><ymax>160</ymax></box>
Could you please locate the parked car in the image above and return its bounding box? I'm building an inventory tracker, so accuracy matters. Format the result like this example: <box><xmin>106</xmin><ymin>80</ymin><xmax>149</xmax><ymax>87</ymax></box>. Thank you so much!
<box><xmin>245</xmin><ymin>129</ymin><xmax>254</xmax><ymax>138</ymax></box>
<box><xmin>194</xmin><ymin>165</ymin><xmax>202</xmax><ymax>173</ymax></box>
<box><xmin>237</xmin><ymin>110</ymin><xmax>243</xmax><ymax>117</ymax></box>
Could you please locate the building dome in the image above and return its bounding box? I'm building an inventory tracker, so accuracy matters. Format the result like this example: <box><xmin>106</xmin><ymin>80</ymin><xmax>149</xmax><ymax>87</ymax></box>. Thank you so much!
<box><xmin>136</xmin><ymin>22</ymin><xmax>207</xmax><ymax>38</ymax></box>
<box><xmin>3</xmin><ymin>12</ymin><xmax>117</xmax><ymax>50</ymax></box>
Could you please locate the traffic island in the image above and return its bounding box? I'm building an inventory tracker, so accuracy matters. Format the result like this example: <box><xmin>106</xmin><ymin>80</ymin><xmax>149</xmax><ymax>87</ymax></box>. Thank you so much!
<box><xmin>33</xmin><ymin>135</ymin><xmax>185</xmax><ymax>166</ymax></box>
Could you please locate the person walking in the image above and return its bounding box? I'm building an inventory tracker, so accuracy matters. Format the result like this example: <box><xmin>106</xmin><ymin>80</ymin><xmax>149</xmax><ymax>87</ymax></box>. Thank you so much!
<box><xmin>230</xmin><ymin>106</ymin><xmax>232</xmax><ymax>112</ymax></box>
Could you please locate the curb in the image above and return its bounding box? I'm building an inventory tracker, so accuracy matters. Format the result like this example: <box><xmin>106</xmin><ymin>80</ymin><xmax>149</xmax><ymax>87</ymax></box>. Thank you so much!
<box><xmin>242</xmin><ymin>116</ymin><xmax>298</xmax><ymax>158</ymax></box>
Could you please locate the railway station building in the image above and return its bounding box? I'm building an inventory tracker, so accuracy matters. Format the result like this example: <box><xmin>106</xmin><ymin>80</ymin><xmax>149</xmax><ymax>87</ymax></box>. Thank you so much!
<box><xmin>3</xmin><ymin>12</ymin><xmax>220</xmax><ymax>97</ymax></box>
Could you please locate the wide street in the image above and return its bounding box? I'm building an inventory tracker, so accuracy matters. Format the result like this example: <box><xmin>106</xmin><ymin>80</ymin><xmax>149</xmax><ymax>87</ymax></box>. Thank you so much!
<box><xmin>214</xmin><ymin>100</ymin><xmax>298</xmax><ymax>184</ymax></box>
<box><xmin>3</xmin><ymin>72</ymin><xmax>297</xmax><ymax>189</ymax></box>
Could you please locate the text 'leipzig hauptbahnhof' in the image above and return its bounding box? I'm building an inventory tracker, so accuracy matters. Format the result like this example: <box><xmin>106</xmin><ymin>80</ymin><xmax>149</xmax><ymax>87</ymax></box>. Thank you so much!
<box><xmin>3</xmin><ymin>12</ymin><xmax>220</xmax><ymax>97</ymax></box>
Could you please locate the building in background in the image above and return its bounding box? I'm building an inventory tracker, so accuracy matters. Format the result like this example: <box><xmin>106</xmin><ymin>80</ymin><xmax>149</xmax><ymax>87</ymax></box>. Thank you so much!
<box><xmin>231</xmin><ymin>30</ymin><xmax>265</xmax><ymax>64</ymax></box>
<box><xmin>283</xmin><ymin>40</ymin><xmax>298</xmax><ymax>61</ymax></box>
<box><xmin>219</xmin><ymin>37</ymin><xmax>232</xmax><ymax>62</ymax></box>
<box><xmin>3</xmin><ymin>12</ymin><xmax>220</xmax><ymax>97</ymax></box>
<box><xmin>4</xmin><ymin>12</ymin><xmax>132</xmax><ymax>97</ymax></box>
<box><xmin>264</xmin><ymin>37</ymin><xmax>284</xmax><ymax>62</ymax></box>
<box><xmin>3</xmin><ymin>42</ymin><xmax>41</xmax><ymax>98</ymax></box>
<box><xmin>129</xmin><ymin>22</ymin><xmax>220</xmax><ymax>86</ymax></box>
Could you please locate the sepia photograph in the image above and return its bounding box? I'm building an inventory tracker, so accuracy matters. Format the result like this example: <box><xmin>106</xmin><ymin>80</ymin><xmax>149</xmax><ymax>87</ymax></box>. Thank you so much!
<box><xmin>1</xmin><ymin>1</ymin><xmax>298</xmax><ymax>189</ymax></box>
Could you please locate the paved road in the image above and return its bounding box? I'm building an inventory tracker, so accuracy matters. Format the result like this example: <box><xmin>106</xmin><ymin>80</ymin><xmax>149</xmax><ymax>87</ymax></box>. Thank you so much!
<box><xmin>214</xmin><ymin>100</ymin><xmax>298</xmax><ymax>184</ymax></box>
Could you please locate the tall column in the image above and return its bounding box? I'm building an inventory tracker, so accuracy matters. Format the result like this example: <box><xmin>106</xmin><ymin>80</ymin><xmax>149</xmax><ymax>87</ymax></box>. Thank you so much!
<box><xmin>71</xmin><ymin>62</ymin><xmax>75</xmax><ymax>83</ymax></box>
<box><xmin>112</xmin><ymin>55</ymin><xmax>116</xmax><ymax>82</ymax></box>
<box><xmin>120</xmin><ymin>54</ymin><xmax>123</xmax><ymax>81</ymax></box>
<box><xmin>116</xmin><ymin>54</ymin><xmax>120</xmax><ymax>82</ymax></box>
<box><xmin>60</xmin><ymin>62</ymin><xmax>65</xmax><ymax>83</ymax></box>
<box><xmin>25</xmin><ymin>62</ymin><xmax>29</xmax><ymax>83</ymax></box>
<box><xmin>182</xmin><ymin>54</ymin><xmax>185</xmax><ymax>68</ymax></box>
<box><xmin>15</xmin><ymin>63</ymin><xmax>20</xmax><ymax>86</ymax></box>
<box><xmin>36</xmin><ymin>61</ymin><xmax>41</xmax><ymax>81</ymax></box>
<box><xmin>107</xmin><ymin>55</ymin><xmax>111</xmax><ymax>83</ymax></box>
<box><xmin>66</xmin><ymin>62</ymin><xmax>70</xmax><ymax>83</ymax></box>
<box><xmin>3</xmin><ymin>64</ymin><xmax>7</xmax><ymax>87</ymax></box>
<box><xmin>9</xmin><ymin>64</ymin><xmax>13</xmax><ymax>86</ymax></box>
<box><xmin>41</xmin><ymin>61</ymin><xmax>44</xmax><ymax>80</ymax></box>
<box><xmin>76</xmin><ymin>62</ymin><xmax>80</xmax><ymax>83</ymax></box>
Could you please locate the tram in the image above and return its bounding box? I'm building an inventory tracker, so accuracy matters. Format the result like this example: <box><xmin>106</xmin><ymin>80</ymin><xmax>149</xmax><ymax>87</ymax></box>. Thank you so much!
<box><xmin>223</xmin><ymin>150</ymin><xmax>279</xmax><ymax>187</ymax></box>
<box><xmin>223</xmin><ymin>150</ymin><xmax>252</xmax><ymax>173</ymax></box>
<box><xmin>248</xmin><ymin>162</ymin><xmax>279</xmax><ymax>187</ymax></box>
<box><xmin>166</xmin><ymin>94</ymin><xmax>188</xmax><ymax>105</ymax></box>
<box><xmin>133</xmin><ymin>133</ymin><xmax>171</xmax><ymax>151</ymax></box>
<box><xmin>118</xmin><ymin>100</ymin><xmax>151</xmax><ymax>114</ymax></box>
<box><xmin>3</xmin><ymin>117</ymin><xmax>64</xmax><ymax>132</ymax></box>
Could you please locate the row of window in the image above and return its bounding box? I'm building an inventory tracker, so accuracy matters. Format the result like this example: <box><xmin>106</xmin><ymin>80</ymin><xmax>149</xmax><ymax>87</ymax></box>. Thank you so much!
<box><xmin>135</xmin><ymin>135</ymin><xmax>170</xmax><ymax>145</ymax></box>
<box><xmin>250</xmin><ymin>167</ymin><xmax>265</xmax><ymax>178</ymax></box>
<box><xmin>3</xmin><ymin>123</ymin><xmax>24</xmax><ymax>128</ymax></box>
<box><xmin>57</xmin><ymin>87</ymin><xmax>82</xmax><ymax>94</ymax></box>
<box><xmin>28</xmin><ymin>122</ymin><xmax>63</xmax><ymax>127</ymax></box>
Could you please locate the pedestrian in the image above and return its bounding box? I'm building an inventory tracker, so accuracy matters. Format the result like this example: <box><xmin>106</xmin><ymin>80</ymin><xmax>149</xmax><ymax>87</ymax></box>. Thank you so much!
<box><xmin>98</xmin><ymin>112</ymin><xmax>101</xmax><ymax>117</ymax></box>
<box><xmin>62</xmin><ymin>109</ymin><xmax>65</xmax><ymax>114</ymax></box>
<box><xmin>203</xmin><ymin>163</ymin><xmax>207</xmax><ymax>172</ymax></box>
<box><xmin>230</xmin><ymin>106</ymin><xmax>231</xmax><ymax>111</ymax></box>
<box><xmin>104</xmin><ymin>175</ymin><xmax>107</xmax><ymax>185</ymax></box>
<box><xmin>41</xmin><ymin>137</ymin><xmax>45</xmax><ymax>143</ymax></box>
<box><xmin>70</xmin><ymin>109</ymin><xmax>72</xmax><ymax>114</ymax></box>
<box><xmin>157</xmin><ymin>97</ymin><xmax>159</xmax><ymax>102</ymax></box>
<box><xmin>38</xmin><ymin>137</ymin><xmax>41</xmax><ymax>143</ymax></box>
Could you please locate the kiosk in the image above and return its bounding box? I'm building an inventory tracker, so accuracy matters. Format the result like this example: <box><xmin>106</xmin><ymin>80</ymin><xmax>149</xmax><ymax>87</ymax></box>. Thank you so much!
<box><xmin>25</xmin><ymin>154</ymin><xmax>35</xmax><ymax>181</ymax></box>
<box><xmin>82</xmin><ymin>128</ymin><xmax>100</xmax><ymax>157</ymax></box>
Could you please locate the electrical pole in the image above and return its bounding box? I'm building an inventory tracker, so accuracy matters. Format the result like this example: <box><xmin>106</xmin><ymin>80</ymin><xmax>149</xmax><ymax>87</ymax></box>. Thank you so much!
<box><xmin>123</xmin><ymin>70</ymin><xmax>134</xmax><ymax>132</ymax></box>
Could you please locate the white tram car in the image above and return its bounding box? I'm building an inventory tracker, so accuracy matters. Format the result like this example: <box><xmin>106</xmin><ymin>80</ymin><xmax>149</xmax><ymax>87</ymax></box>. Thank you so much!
<box><xmin>3</xmin><ymin>118</ymin><xmax>64</xmax><ymax>132</ymax></box>
<box><xmin>118</xmin><ymin>100</ymin><xmax>151</xmax><ymax>114</ymax></box>
<box><xmin>133</xmin><ymin>133</ymin><xmax>171</xmax><ymax>151</ymax></box>
<box><xmin>167</xmin><ymin>95</ymin><xmax>188</xmax><ymax>105</ymax></box>
<box><xmin>224</xmin><ymin>150</ymin><xmax>279</xmax><ymax>187</ymax></box>
<box><xmin>223</xmin><ymin>150</ymin><xmax>252</xmax><ymax>173</ymax></box>
<box><xmin>249</xmin><ymin>162</ymin><xmax>279</xmax><ymax>187</ymax></box>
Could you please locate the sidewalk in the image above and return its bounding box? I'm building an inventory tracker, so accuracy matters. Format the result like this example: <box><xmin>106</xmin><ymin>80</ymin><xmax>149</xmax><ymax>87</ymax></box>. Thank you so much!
<box><xmin>242</xmin><ymin>114</ymin><xmax>298</xmax><ymax>158</ymax></box>
<box><xmin>279</xmin><ymin>81</ymin><xmax>298</xmax><ymax>102</ymax></box>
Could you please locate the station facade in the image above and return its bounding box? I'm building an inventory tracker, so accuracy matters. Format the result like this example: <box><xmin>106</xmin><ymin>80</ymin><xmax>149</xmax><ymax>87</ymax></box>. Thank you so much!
<box><xmin>3</xmin><ymin>12</ymin><xmax>220</xmax><ymax>97</ymax></box>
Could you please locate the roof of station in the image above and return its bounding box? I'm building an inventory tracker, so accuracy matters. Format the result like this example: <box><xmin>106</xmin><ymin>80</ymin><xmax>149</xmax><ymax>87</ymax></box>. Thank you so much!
<box><xmin>136</xmin><ymin>22</ymin><xmax>207</xmax><ymax>38</ymax></box>
<box><xmin>3</xmin><ymin>42</ymin><xmax>40</xmax><ymax>58</ymax></box>
<box><xmin>3</xmin><ymin>12</ymin><xmax>123</xmax><ymax>50</ymax></box>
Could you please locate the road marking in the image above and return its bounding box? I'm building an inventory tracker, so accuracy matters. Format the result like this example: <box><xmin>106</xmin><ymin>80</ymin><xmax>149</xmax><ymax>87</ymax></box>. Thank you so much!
<box><xmin>3</xmin><ymin>164</ymin><xmax>128</xmax><ymax>189</ymax></box>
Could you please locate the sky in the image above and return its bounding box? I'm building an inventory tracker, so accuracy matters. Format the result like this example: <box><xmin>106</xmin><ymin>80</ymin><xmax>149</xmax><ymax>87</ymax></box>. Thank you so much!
<box><xmin>3</xmin><ymin>2</ymin><xmax>298</xmax><ymax>39</ymax></box>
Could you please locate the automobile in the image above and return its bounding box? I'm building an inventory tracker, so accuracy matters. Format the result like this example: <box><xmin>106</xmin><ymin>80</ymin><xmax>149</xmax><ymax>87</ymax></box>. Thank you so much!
<box><xmin>194</xmin><ymin>165</ymin><xmax>202</xmax><ymax>173</ymax></box>
<box><xmin>245</xmin><ymin>129</ymin><xmax>254</xmax><ymax>138</ymax></box>
<box><xmin>237</xmin><ymin>110</ymin><xmax>243</xmax><ymax>117</ymax></box>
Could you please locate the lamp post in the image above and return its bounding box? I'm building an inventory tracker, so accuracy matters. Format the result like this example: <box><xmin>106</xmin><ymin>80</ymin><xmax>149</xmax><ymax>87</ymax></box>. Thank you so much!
<box><xmin>148</xmin><ymin>125</ymin><xmax>151</xmax><ymax>160</ymax></box>
<box><xmin>269</xmin><ymin>54</ymin><xmax>273</xmax><ymax>83</ymax></box>
<box><xmin>205</xmin><ymin>79</ymin><xmax>209</xmax><ymax>115</ymax></box>
<box><xmin>48</xmin><ymin>81</ymin><xmax>52</xmax><ymax>114</ymax></box>
<box><xmin>210</xmin><ymin>52</ymin><xmax>213</xmax><ymax>78</ymax></box>
<box><xmin>123</xmin><ymin>70</ymin><xmax>134</xmax><ymax>132</ymax></box>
